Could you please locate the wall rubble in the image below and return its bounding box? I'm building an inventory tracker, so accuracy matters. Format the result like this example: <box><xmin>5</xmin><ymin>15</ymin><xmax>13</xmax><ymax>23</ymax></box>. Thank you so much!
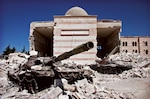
<box><xmin>0</xmin><ymin>52</ymin><xmax>150</xmax><ymax>99</ymax></box>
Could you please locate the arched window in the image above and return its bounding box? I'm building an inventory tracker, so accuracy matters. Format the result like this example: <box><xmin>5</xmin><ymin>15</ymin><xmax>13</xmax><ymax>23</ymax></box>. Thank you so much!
<box><xmin>132</xmin><ymin>42</ymin><xmax>137</xmax><ymax>46</ymax></box>
<box><xmin>125</xmin><ymin>50</ymin><xmax>128</xmax><ymax>53</ymax></box>
<box><xmin>122</xmin><ymin>42</ymin><xmax>124</xmax><ymax>46</ymax></box>
<box><xmin>125</xmin><ymin>42</ymin><xmax>128</xmax><ymax>46</ymax></box>
<box><xmin>145</xmin><ymin>41</ymin><xmax>148</xmax><ymax>46</ymax></box>
<box><xmin>135</xmin><ymin>42</ymin><xmax>137</xmax><ymax>46</ymax></box>
<box><xmin>132</xmin><ymin>42</ymin><xmax>134</xmax><ymax>46</ymax></box>
<box><xmin>146</xmin><ymin>50</ymin><xmax>148</xmax><ymax>54</ymax></box>
<box><xmin>133</xmin><ymin>50</ymin><xmax>137</xmax><ymax>53</ymax></box>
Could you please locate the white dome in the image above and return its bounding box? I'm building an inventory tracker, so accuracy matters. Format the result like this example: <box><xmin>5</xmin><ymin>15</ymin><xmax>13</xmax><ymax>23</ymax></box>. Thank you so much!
<box><xmin>65</xmin><ymin>6</ymin><xmax>88</xmax><ymax>16</ymax></box>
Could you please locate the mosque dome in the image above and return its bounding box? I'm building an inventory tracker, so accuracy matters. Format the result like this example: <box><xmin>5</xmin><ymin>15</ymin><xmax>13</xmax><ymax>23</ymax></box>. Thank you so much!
<box><xmin>65</xmin><ymin>6</ymin><xmax>88</xmax><ymax>16</ymax></box>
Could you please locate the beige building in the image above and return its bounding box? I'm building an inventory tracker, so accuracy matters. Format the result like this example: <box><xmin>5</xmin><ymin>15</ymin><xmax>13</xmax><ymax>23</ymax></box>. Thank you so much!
<box><xmin>29</xmin><ymin>6</ymin><xmax>121</xmax><ymax>64</ymax></box>
<box><xmin>120</xmin><ymin>36</ymin><xmax>150</xmax><ymax>58</ymax></box>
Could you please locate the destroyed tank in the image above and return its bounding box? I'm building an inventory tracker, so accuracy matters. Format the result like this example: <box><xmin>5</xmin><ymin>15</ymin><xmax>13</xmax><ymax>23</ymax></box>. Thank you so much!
<box><xmin>8</xmin><ymin>41</ymin><xmax>94</xmax><ymax>93</ymax></box>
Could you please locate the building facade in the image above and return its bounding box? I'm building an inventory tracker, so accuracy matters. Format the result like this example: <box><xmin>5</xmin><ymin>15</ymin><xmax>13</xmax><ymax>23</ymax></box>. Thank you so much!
<box><xmin>29</xmin><ymin>6</ymin><xmax>122</xmax><ymax>64</ymax></box>
<box><xmin>29</xmin><ymin>6</ymin><xmax>150</xmax><ymax>64</ymax></box>
<box><xmin>120</xmin><ymin>36</ymin><xmax>150</xmax><ymax>58</ymax></box>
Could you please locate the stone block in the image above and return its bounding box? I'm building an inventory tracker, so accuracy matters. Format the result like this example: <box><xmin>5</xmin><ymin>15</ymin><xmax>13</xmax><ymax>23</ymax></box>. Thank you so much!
<box><xmin>29</xmin><ymin>50</ymin><xmax>38</xmax><ymax>56</ymax></box>
<box><xmin>47</xmin><ymin>87</ymin><xmax>63</xmax><ymax>99</ymax></box>
<box><xmin>58</xmin><ymin>94</ymin><xmax>69</xmax><ymax>99</ymax></box>
<box><xmin>85</xmin><ymin>84</ymin><xmax>96</xmax><ymax>94</ymax></box>
<box><xmin>63</xmin><ymin>83</ymin><xmax>76</xmax><ymax>92</ymax></box>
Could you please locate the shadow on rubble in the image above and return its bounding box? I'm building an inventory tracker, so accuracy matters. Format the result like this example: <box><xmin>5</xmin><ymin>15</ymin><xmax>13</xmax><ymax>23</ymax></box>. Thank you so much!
<box><xmin>90</xmin><ymin>64</ymin><xmax>132</xmax><ymax>74</ymax></box>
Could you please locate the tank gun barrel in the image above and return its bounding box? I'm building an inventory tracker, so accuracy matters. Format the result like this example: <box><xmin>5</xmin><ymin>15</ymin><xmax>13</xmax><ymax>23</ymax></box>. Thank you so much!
<box><xmin>54</xmin><ymin>41</ymin><xmax>94</xmax><ymax>62</ymax></box>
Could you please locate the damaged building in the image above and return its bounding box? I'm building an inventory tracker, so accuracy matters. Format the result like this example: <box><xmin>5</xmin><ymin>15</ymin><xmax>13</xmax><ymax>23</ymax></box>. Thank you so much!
<box><xmin>29</xmin><ymin>6</ymin><xmax>122</xmax><ymax>64</ymax></box>
<box><xmin>1</xmin><ymin>6</ymin><xmax>150</xmax><ymax>99</ymax></box>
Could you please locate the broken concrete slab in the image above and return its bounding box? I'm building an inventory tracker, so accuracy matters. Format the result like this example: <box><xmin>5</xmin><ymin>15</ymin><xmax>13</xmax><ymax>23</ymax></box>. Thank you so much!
<box><xmin>58</xmin><ymin>94</ymin><xmax>69</xmax><ymax>99</ymax></box>
<box><xmin>73</xmin><ymin>92</ymin><xmax>87</xmax><ymax>99</ymax></box>
<box><xmin>63</xmin><ymin>83</ymin><xmax>76</xmax><ymax>92</ymax></box>
<box><xmin>8</xmin><ymin>53</ymin><xmax>28</xmax><ymax>65</ymax></box>
<box><xmin>47</xmin><ymin>87</ymin><xmax>63</xmax><ymax>99</ymax></box>
<box><xmin>31</xmin><ymin>65</ymin><xmax>43</xmax><ymax>70</ymax></box>
<box><xmin>75</xmin><ymin>78</ymin><xmax>89</xmax><ymax>86</ymax></box>
<box><xmin>1</xmin><ymin>91</ymin><xmax>16</xmax><ymax>99</ymax></box>
<box><xmin>29</xmin><ymin>50</ymin><xmax>38</xmax><ymax>56</ymax></box>
<box><xmin>85</xmin><ymin>83</ymin><xmax>96</xmax><ymax>94</ymax></box>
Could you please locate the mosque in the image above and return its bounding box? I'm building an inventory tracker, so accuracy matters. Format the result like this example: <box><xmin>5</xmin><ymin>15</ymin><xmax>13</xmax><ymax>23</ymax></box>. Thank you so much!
<box><xmin>29</xmin><ymin>6</ymin><xmax>149</xmax><ymax>64</ymax></box>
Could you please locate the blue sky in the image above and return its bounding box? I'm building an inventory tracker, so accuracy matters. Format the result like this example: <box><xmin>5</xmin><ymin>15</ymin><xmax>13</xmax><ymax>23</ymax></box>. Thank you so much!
<box><xmin>0</xmin><ymin>0</ymin><xmax>150</xmax><ymax>54</ymax></box>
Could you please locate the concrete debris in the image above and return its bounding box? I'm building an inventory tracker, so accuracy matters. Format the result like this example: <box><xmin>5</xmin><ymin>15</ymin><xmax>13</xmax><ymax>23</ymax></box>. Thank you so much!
<box><xmin>42</xmin><ymin>86</ymin><xmax>63</xmax><ymax>99</ymax></box>
<box><xmin>31</xmin><ymin>65</ymin><xmax>42</xmax><ymax>70</ymax></box>
<box><xmin>58</xmin><ymin>94</ymin><xmax>69</xmax><ymax>99</ymax></box>
<box><xmin>29</xmin><ymin>50</ymin><xmax>38</xmax><ymax>56</ymax></box>
<box><xmin>108</xmin><ymin>52</ymin><xmax>150</xmax><ymax>68</ymax></box>
<box><xmin>63</xmin><ymin>83</ymin><xmax>76</xmax><ymax>92</ymax></box>
<box><xmin>0</xmin><ymin>52</ymin><xmax>150</xmax><ymax>99</ymax></box>
<box><xmin>85</xmin><ymin>83</ymin><xmax>96</xmax><ymax>94</ymax></box>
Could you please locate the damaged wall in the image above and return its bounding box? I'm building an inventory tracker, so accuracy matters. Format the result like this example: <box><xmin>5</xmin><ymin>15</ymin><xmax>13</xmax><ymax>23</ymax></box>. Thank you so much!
<box><xmin>29</xmin><ymin>22</ymin><xmax>54</xmax><ymax>56</ymax></box>
<box><xmin>97</xmin><ymin>20</ymin><xmax>121</xmax><ymax>58</ymax></box>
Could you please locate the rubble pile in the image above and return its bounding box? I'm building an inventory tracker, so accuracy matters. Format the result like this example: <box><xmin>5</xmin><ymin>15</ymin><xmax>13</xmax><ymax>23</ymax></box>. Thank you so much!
<box><xmin>109</xmin><ymin>52</ymin><xmax>150</xmax><ymax>68</ymax></box>
<box><xmin>0</xmin><ymin>52</ymin><xmax>150</xmax><ymax>99</ymax></box>
<box><xmin>0</xmin><ymin>53</ymin><xmax>29</xmax><ymax>96</ymax></box>
<box><xmin>108</xmin><ymin>52</ymin><xmax>150</xmax><ymax>78</ymax></box>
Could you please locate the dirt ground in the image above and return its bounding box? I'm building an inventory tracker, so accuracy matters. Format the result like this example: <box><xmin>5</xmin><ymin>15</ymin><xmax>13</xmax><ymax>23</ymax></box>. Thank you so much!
<box><xmin>102</xmin><ymin>78</ymin><xmax>150</xmax><ymax>99</ymax></box>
